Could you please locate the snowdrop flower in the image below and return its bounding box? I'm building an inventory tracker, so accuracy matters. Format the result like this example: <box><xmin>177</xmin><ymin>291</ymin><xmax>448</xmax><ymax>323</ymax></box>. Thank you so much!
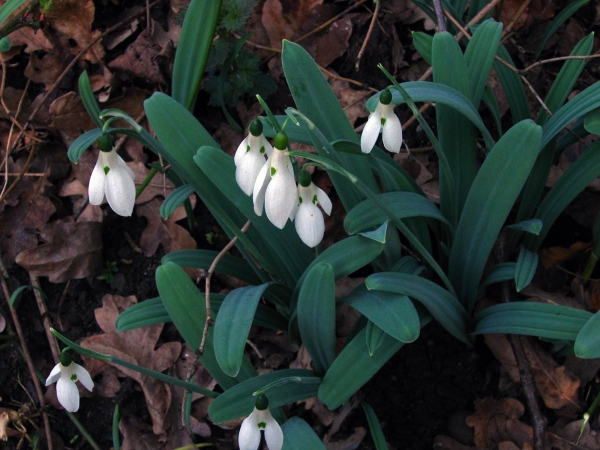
<box><xmin>88</xmin><ymin>134</ymin><xmax>136</xmax><ymax>216</ymax></box>
<box><xmin>45</xmin><ymin>350</ymin><xmax>93</xmax><ymax>413</ymax></box>
<box><xmin>239</xmin><ymin>394</ymin><xmax>283</xmax><ymax>450</ymax></box>
<box><xmin>235</xmin><ymin>119</ymin><xmax>273</xmax><ymax>195</ymax></box>
<box><xmin>293</xmin><ymin>170</ymin><xmax>332</xmax><ymax>248</ymax></box>
<box><xmin>361</xmin><ymin>88</ymin><xmax>402</xmax><ymax>154</ymax></box>
<box><xmin>253</xmin><ymin>132</ymin><xmax>297</xmax><ymax>229</ymax></box>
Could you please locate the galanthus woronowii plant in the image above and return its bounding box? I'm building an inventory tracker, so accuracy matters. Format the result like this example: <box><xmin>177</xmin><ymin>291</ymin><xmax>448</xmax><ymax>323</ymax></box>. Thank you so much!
<box><xmin>60</xmin><ymin>0</ymin><xmax>600</xmax><ymax>446</ymax></box>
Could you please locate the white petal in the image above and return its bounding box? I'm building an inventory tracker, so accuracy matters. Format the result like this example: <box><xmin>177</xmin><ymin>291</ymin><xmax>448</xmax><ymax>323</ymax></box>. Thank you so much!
<box><xmin>56</xmin><ymin>373</ymin><xmax>80</xmax><ymax>412</ymax></box>
<box><xmin>382</xmin><ymin>112</ymin><xmax>402</xmax><ymax>154</ymax></box>
<box><xmin>314</xmin><ymin>185</ymin><xmax>332</xmax><ymax>215</ymax></box>
<box><xmin>105</xmin><ymin>164</ymin><xmax>136</xmax><ymax>216</ymax></box>
<box><xmin>234</xmin><ymin>136</ymin><xmax>250</xmax><ymax>166</ymax></box>
<box><xmin>88</xmin><ymin>155</ymin><xmax>106</xmax><ymax>205</ymax></box>
<box><xmin>289</xmin><ymin>194</ymin><xmax>300</xmax><ymax>221</ymax></box>
<box><xmin>263</xmin><ymin>411</ymin><xmax>284</xmax><ymax>450</ymax></box>
<box><xmin>253</xmin><ymin>160</ymin><xmax>271</xmax><ymax>216</ymax></box>
<box><xmin>239</xmin><ymin>410</ymin><xmax>261</xmax><ymax>450</ymax></box>
<box><xmin>361</xmin><ymin>110</ymin><xmax>382</xmax><ymax>154</ymax></box>
<box><xmin>117</xmin><ymin>155</ymin><xmax>136</xmax><ymax>180</ymax></box>
<box><xmin>260</xmin><ymin>135</ymin><xmax>273</xmax><ymax>157</ymax></box>
<box><xmin>45</xmin><ymin>364</ymin><xmax>62</xmax><ymax>386</ymax></box>
<box><xmin>265</xmin><ymin>158</ymin><xmax>297</xmax><ymax>229</ymax></box>
<box><xmin>236</xmin><ymin>151</ymin><xmax>266</xmax><ymax>196</ymax></box>
<box><xmin>74</xmin><ymin>364</ymin><xmax>94</xmax><ymax>392</ymax></box>
<box><xmin>295</xmin><ymin>203</ymin><xmax>325</xmax><ymax>248</ymax></box>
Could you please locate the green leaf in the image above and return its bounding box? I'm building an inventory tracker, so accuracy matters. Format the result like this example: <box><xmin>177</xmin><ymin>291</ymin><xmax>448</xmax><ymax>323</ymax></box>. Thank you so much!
<box><xmin>412</xmin><ymin>31</ymin><xmax>433</xmax><ymax>65</ymax></box>
<box><xmin>575</xmin><ymin>310</ymin><xmax>600</xmax><ymax>358</ymax></box>
<box><xmin>162</xmin><ymin>249</ymin><xmax>262</xmax><ymax>285</ymax></box>
<box><xmin>365</xmin><ymin>321</ymin><xmax>386</xmax><ymax>356</ymax></box>
<box><xmin>281</xmin><ymin>417</ymin><xmax>326</xmax><ymax>450</ymax></box>
<box><xmin>506</xmin><ymin>219</ymin><xmax>543</xmax><ymax>235</ymax></box>
<box><xmin>207</xmin><ymin>369</ymin><xmax>320</xmax><ymax>424</ymax></box>
<box><xmin>537</xmin><ymin>32</ymin><xmax>594</xmax><ymax>125</ymax></box>
<box><xmin>482</xmin><ymin>84</ymin><xmax>503</xmax><ymax>136</ymax></box>
<box><xmin>297</xmin><ymin>263</ymin><xmax>336</xmax><ymax>374</ymax></box>
<box><xmin>534</xmin><ymin>0</ymin><xmax>589</xmax><ymax>59</ymax></box>
<box><xmin>10</xmin><ymin>285</ymin><xmax>46</xmax><ymax>308</ymax></box>
<box><xmin>214</xmin><ymin>283</ymin><xmax>274</xmax><ymax>377</ymax></box>
<box><xmin>344</xmin><ymin>191</ymin><xmax>453</xmax><ymax>235</ymax></box>
<box><xmin>362</xmin><ymin>402</ymin><xmax>388</xmax><ymax>450</ymax></box>
<box><xmin>366</xmin><ymin>273</ymin><xmax>469</xmax><ymax>343</ymax></box>
<box><xmin>67</xmin><ymin>128</ymin><xmax>101</xmax><ymax>163</ymax></box>
<box><xmin>515</xmin><ymin>246</ymin><xmax>538</xmax><ymax>292</ymax></box>
<box><xmin>0</xmin><ymin>0</ymin><xmax>28</xmax><ymax>29</ymax></box>
<box><xmin>78</xmin><ymin>71</ymin><xmax>103</xmax><ymax>128</ymax></box>
<box><xmin>160</xmin><ymin>184</ymin><xmax>194</xmax><ymax>219</ymax></box>
<box><xmin>584</xmin><ymin>107</ymin><xmax>600</xmax><ymax>134</ymax></box>
<box><xmin>473</xmin><ymin>302</ymin><xmax>591</xmax><ymax>340</ymax></box>
<box><xmin>172</xmin><ymin>0</ymin><xmax>222</xmax><ymax>109</ymax></box>
<box><xmin>449</xmin><ymin>120</ymin><xmax>542</xmax><ymax>311</ymax></box>
<box><xmin>115</xmin><ymin>297</ymin><xmax>171</xmax><ymax>331</ymax></box>
<box><xmin>481</xmin><ymin>263</ymin><xmax>516</xmax><ymax>287</ymax></box>
<box><xmin>493</xmin><ymin>46</ymin><xmax>531</xmax><ymax>124</ymax></box>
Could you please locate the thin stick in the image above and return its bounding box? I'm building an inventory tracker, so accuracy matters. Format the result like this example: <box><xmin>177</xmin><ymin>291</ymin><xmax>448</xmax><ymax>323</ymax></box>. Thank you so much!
<box><xmin>522</xmin><ymin>54</ymin><xmax>600</xmax><ymax>73</ymax></box>
<box><xmin>355</xmin><ymin>0</ymin><xmax>381</xmax><ymax>71</ymax></box>
<box><xmin>432</xmin><ymin>0</ymin><xmax>447</xmax><ymax>32</ymax></box>
<box><xmin>199</xmin><ymin>220</ymin><xmax>252</xmax><ymax>355</ymax></box>
<box><xmin>501</xmin><ymin>0</ymin><xmax>533</xmax><ymax>39</ymax></box>
<box><xmin>29</xmin><ymin>274</ymin><xmax>60</xmax><ymax>363</ymax></box>
<box><xmin>0</xmin><ymin>273</ymin><xmax>53</xmax><ymax>450</ymax></box>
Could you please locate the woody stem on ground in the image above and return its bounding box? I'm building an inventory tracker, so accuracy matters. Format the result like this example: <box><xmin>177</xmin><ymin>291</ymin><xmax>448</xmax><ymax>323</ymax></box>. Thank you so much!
<box><xmin>432</xmin><ymin>0</ymin><xmax>447</xmax><ymax>32</ymax></box>
<box><xmin>355</xmin><ymin>0</ymin><xmax>381</xmax><ymax>71</ymax></box>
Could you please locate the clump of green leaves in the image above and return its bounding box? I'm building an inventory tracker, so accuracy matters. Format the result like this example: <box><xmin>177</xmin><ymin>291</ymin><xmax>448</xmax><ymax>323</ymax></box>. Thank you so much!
<box><xmin>97</xmin><ymin>261</ymin><xmax>118</xmax><ymax>284</ymax></box>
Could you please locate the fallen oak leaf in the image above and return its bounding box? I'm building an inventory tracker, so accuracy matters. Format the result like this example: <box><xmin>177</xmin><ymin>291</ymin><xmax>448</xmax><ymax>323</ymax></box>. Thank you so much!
<box><xmin>81</xmin><ymin>295</ymin><xmax>181</xmax><ymax>435</ymax></box>
<box><xmin>466</xmin><ymin>398</ymin><xmax>525</xmax><ymax>448</ymax></box>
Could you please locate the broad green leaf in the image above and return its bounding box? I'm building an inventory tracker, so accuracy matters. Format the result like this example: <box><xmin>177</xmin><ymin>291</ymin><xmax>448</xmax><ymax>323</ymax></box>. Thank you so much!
<box><xmin>214</xmin><ymin>284</ymin><xmax>274</xmax><ymax>377</ymax></box>
<box><xmin>412</xmin><ymin>31</ymin><xmax>433</xmax><ymax>65</ymax></box>
<box><xmin>340</xmin><ymin>284</ymin><xmax>420</xmax><ymax>343</ymax></box>
<box><xmin>362</xmin><ymin>402</ymin><xmax>387</xmax><ymax>450</ymax></box>
<box><xmin>482</xmin><ymin>84</ymin><xmax>503</xmax><ymax>136</ymax></box>
<box><xmin>115</xmin><ymin>297</ymin><xmax>172</xmax><ymax>331</ymax></box>
<box><xmin>0</xmin><ymin>0</ymin><xmax>28</xmax><ymax>29</ymax></box>
<box><xmin>207</xmin><ymin>369</ymin><xmax>320</xmax><ymax>423</ymax></box>
<box><xmin>449</xmin><ymin>120</ymin><xmax>542</xmax><ymax>311</ymax></box>
<box><xmin>160</xmin><ymin>184</ymin><xmax>194</xmax><ymax>219</ymax></box>
<box><xmin>390</xmin><ymin>256</ymin><xmax>426</xmax><ymax>275</ymax></box>
<box><xmin>344</xmin><ymin>191</ymin><xmax>452</xmax><ymax>235</ymax></box>
<box><xmin>281</xmin><ymin>40</ymin><xmax>378</xmax><ymax>209</ymax></box>
<box><xmin>67</xmin><ymin>127</ymin><xmax>132</xmax><ymax>163</ymax></box>
<box><xmin>297</xmin><ymin>263</ymin><xmax>336</xmax><ymax>374</ymax></box>
<box><xmin>171</xmin><ymin>0</ymin><xmax>222</xmax><ymax>109</ymax></box>
<box><xmin>481</xmin><ymin>263</ymin><xmax>516</xmax><ymax>287</ymax></box>
<box><xmin>473</xmin><ymin>302</ymin><xmax>591</xmax><ymax>341</ymax></box>
<box><xmin>365</xmin><ymin>321</ymin><xmax>386</xmax><ymax>355</ymax></box>
<box><xmin>515</xmin><ymin>246</ymin><xmax>538</xmax><ymax>292</ymax></box>
<box><xmin>464</xmin><ymin>20</ymin><xmax>503</xmax><ymax>107</ymax></box>
<box><xmin>575</xmin><ymin>310</ymin><xmax>600</xmax><ymax>358</ymax></box>
<box><xmin>281</xmin><ymin>417</ymin><xmax>326</xmax><ymax>450</ymax></box>
<box><xmin>155</xmin><ymin>262</ymin><xmax>256</xmax><ymax>389</ymax></box>
<box><xmin>584</xmin><ymin>107</ymin><xmax>600</xmax><ymax>134</ymax></box>
<box><xmin>162</xmin><ymin>249</ymin><xmax>262</xmax><ymax>285</ymax></box>
<box><xmin>493</xmin><ymin>46</ymin><xmax>531</xmax><ymax>124</ymax></box>
<box><xmin>366</xmin><ymin>273</ymin><xmax>469</xmax><ymax>343</ymax></box>
<box><xmin>78</xmin><ymin>71</ymin><xmax>103</xmax><ymax>128</ymax></box>
<box><xmin>506</xmin><ymin>219</ymin><xmax>543</xmax><ymax>235</ymax></box>
<box><xmin>534</xmin><ymin>0</ymin><xmax>589</xmax><ymax>59</ymax></box>
<box><xmin>526</xmin><ymin>138</ymin><xmax>600</xmax><ymax>249</ymax></box>
<box><xmin>537</xmin><ymin>32</ymin><xmax>593</xmax><ymax>125</ymax></box>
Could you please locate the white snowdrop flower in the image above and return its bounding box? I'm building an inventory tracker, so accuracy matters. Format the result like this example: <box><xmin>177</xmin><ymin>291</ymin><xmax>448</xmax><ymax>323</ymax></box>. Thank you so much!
<box><xmin>253</xmin><ymin>132</ymin><xmax>297</xmax><ymax>229</ymax></box>
<box><xmin>361</xmin><ymin>88</ymin><xmax>402</xmax><ymax>154</ymax></box>
<box><xmin>88</xmin><ymin>134</ymin><xmax>136</xmax><ymax>216</ymax></box>
<box><xmin>238</xmin><ymin>395</ymin><xmax>283</xmax><ymax>450</ymax></box>
<box><xmin>235</xmin><ymin>119</ymin><xmax>273</xmax><ymax>196</ymax></box>
<box><xmin>45</xmin><ymin>350</ymin><xmax>93</xmax><ymax>413</ymax></box>
<box><xmin>292</xmin><ymin>170</ymin><xmax>332</xmax><ymax>248</ymax></box>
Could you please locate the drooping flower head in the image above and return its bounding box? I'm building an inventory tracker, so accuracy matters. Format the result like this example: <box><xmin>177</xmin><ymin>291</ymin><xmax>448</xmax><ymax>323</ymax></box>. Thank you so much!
<box><xmin>45</xmin><ymin>349</ymin><xmax>94</xmax><ymax>413</ymax></box>
<box><xmin>88</xmin><ymin>134</ymin><xmax>136</xmax><ymax>216</ymax></box>
<box><xmin>235</xmin><ymin>119</ymin><xmax>273</xmax><ymax>195</ymax></box>
<box><xmin>292</xmin><ymin>169</ymin><xmax>332</xmax><ymax>248</ymax></box>
<box><xmin>361</xmin><ymin>88</ymin><xmax>403</xmax><ymax>154</ymax></box>
<box><xmin>253</xmin><ymin>131</ymin><xmax>297</xmax><ymax>229</ymax></box>
<box><xmin>239</xmin><ymin>394</ymin><xmax>283</xmax><ymax>450</ymax></box>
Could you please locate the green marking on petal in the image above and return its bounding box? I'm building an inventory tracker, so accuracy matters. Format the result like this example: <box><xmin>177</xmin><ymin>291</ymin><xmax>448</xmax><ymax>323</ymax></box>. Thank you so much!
<box><xmin>71</xmin><ymin>374</ymin><xmax>78</xmax><ymax>381</ymax></box>
<box><xmin>270</xmin><ymin>167</ymin><xmax>276</xmax><ymax>176</ymax></box>
<box><xmin>258</xmin><ymin>422</ymin><xmax>267</xmax><ymax>429</ymax></box>
<box><xmin>380</xmin><ymin>118</ymin><xmax>386</xmax><ymax>126</ymax></box>
<box><xmin>312</xmin><ymin>195</ymin><xmax>318</xmax><ymax>204</ymax></box>
<box><xmin>103</xmin><ymin>166</ymin><xmax>110</xmax><ymax>175</ymax></box>
<box><xmin>299</xmin><ymin>197</ymin><xmax>303</xmax><ymax>204</ymax></box>
<box><xmin>260</xmin><ymin>146</ymin><xmax>265</xmax><ymax>154</ymax></box>
<box><xmin>246</xmin><ymin>145</ymin><xmax>251</xmax><ymax>153</ymax></box>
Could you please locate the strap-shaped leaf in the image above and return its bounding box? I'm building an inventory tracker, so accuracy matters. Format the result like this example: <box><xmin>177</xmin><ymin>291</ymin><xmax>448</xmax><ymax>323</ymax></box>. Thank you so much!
<box><xmin>162</xmin><ymin>249</ymin><xmax>262</xmax><ymax>285</ymax></box>
<box><xmin>482</xmin><ymin>84</ymin><xmax>503</xmax><ymax>136</ymax></box>
<box><xmin>506</xmin><ymin>219</ymin><xmax>543</xmax><ymax>235</ymax></box>
<box><xmin>584</xmin><ymin>107</ymin><xmax>600</xmax><ymax>134</ymax></box>
<box><xmin>281</xmin><ymin>417</ymin><xmax>326</xmax><ymax>450</ymax></box>
<box><xmin>362</xmin><ymin>402</ymin><xmax>388</xmax><ymax>450</ymax></box>
<box><xmin>78</xmin><ymin>71</ymin><xmax>103</xmax><ymax>128</ymax></box>
<box><xmin>366</xmin><ymin>273</ymin><xmax>469</xmax><ymax>343</ymax></box>
<box><xmin>575</xmin><ymin>310</ymin><xmax>600</xmax><ymax>358</ymax></box>
<box><xmin>448</xmin><ymin>120</ymin><xmax>542</xmax><ymax>311</ymax></box>
<box><xmin>344</xmin><ymin>191</ymin><xmax>453</xmax><ymax>235</ymax></box>
<box><xmin>412</xmin><ymin>31</ymin><xmax>433</xmax><ymax>64</ymax></box>
<box><xmin>365</xmin><ymin>321</ymin><xmax>386</xmax><ymax>355</ymax></box>
<box><xmin>340</xmin><ymin>284</ymin><xmax>420</xmax><ymax>343</ymax></box>
<box><xmin>115</xmin><ymin>297</ymin><xmax>171</xmax><ymax>331</ymax></box>
<box><xmin>160</xmin><ymin>184</ymin><xmax>194</xmax><ymax>219</ymax></box>
<box><xmin>481</xmin><ymin>263</ymin><xmax>516</xmax><ymax>287</ymax></box>
<box><xmin>515</xmin><ymin>246</ymin><xmax>538</xmax><ymax>292</ymax></box>
<box><xmin>493</xmin><ymin>46</ymin><xmax>531</xmax><ymax>124</ymax></box>
<box><xmin>534</xmin><ymin>0</ymin><xmax>589</xmax><ymax>59</ymax></box>
<box><xmin>156</xmin><ymin>262</ymin><xmax>256</xmax><ymax>389</ymax></box>
<box><xmin>473</xmin><ymin>302</ymin><xmax>591</xmax><ymax>340</ymax></box>
<box><xmin>214</xmin><ymin>283</ymin><xmax>274</xmax><ymax>377</ymax></box>
<box><xmin>207</xmin><ymin>369</ymin><xmax>320</xmax><ymax>424</ymax></box>
<box><xmin>171</xmin><ymin>0</ymin><xmax>222</xmax><ymax>109</ymax></box>
<box><xmin>297</xmin><ymin>263</ymin><xmax>336</xmax><ymax>374</ymax></box>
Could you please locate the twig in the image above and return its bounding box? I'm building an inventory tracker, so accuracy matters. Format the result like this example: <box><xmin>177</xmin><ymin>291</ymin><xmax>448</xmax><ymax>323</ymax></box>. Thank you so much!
<box><xmin>432</xmin><ymin>0</ymin><xmax>447</xmax><ymax>32</ymax></box>
<box><xmin>296</xmin><ymin>0</ymin><xmax>369</xmax><ymax>43</ymax></box>
<box><xmin>199</xmin><ymin>220</ymin><xmax>252</xmax><ymax>355</ymax></box>
<box><xmin>501</xmin><ymin>0</ymin><xmax>533</xmax><ymax>39</ymax></box>
<box><xmin>0</xmin><ymin>272</ymin><xmax>53</xmax><ymax>450</ymax></box>
<box><xmin>29</xmin><ymin>274</ymin><xmax>60</xmax><ymax>363</ymax></box>
<box><xmin>355</xmin><ymin>0</ymin><xmax>381</xmax><ymax>71</ymax></box>
<box><xmin>522</xmin><ymin>54</ymin><xmax>600</xmax><ymax>74</ymax></box>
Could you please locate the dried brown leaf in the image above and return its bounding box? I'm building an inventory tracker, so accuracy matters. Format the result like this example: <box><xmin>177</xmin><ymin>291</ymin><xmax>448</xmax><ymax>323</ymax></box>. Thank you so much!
<box><xmin>539</xmin><ymin>241</ymin><xmax>590</xmax><ymax>269</ymax></box>
<box><xmin>24</xmin><ymin>51</ymin><xmax>65</xmax><ymax>90</ymax></box>
<box><xmin>15</xmin><ymin>221</ymin><xmax>101</xmax><ymax>283</ymax></box>
<box><xmin>433</xmin><ymin>435</ymin><xmax>480</xmax><ymax>450</ymax></box>
<box><xmin>81</xmin><ymin>295</ymin><xmax>182</xmax><ymax>435</ymax></box>
<box><xmin>119</xmin><ymin>414</ymin><xmax>164</xmax><ymax>450</ymax></box>
<box><xmin>262</xmin><ymin>0</ymin><xmax>323</xmax><ymax>49</ymax></box>
<box><xmin>550</xmin><ymin>420</ymin><xmax>600</xmax><ymax>449</ymax></box>
<box><xmin>466</xmin><ymin>398</ymin><xmax>525</xmax><ymax>447</ymax></box>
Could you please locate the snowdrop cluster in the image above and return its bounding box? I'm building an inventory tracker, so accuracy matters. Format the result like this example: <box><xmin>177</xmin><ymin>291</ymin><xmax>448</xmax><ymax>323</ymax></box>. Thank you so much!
<box><xmin>238</xmin><ymin>394</ymin><xmax>283</xmax><ymax>450</ymax></box>
<box><xmin>88</xmin><ymin>134</ymin><xmax>136</xmax><ymax>216</ymax></box>
<box><xmin>235</xmin><ymin>124</ymin><xmax>331</xmax><ymax>248</ymax></box>
<box><xmin>45</xmin><ymin>350</ymin><xmax>93</xmax><ymax>413</ymax></box>
<box><xmin>361</xmin><ymin>88</ymin><xmax>403</xmax><ymax>154</ymax></box>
